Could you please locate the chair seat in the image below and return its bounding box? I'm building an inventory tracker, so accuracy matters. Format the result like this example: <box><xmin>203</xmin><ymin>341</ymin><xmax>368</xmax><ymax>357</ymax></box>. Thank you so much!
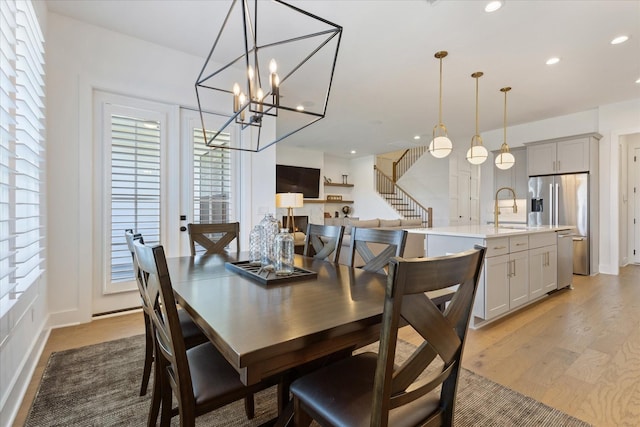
<box><xmin>290</xmin><ymin>352</ymin><xmax>440</xmax><ymax>427</ymax></box>
<box><xmin>188</xmin><ymin>343</ymin><xmax>255</xmax><ymax>407</ymax></box>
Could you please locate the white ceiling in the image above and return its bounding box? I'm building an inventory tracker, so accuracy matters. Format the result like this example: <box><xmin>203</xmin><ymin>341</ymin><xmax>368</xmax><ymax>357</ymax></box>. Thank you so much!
<box><xmin>46</xmin><ymin>0</ymin><xmax>640</xmax><ymax>157</ymax></box>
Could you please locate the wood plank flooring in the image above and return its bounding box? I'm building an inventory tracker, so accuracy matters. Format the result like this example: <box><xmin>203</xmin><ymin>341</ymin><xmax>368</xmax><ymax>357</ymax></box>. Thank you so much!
<box><xmin>13</xmin><ymin>265</ymin><xmax>640</xmax><ymax>426</ymax></box>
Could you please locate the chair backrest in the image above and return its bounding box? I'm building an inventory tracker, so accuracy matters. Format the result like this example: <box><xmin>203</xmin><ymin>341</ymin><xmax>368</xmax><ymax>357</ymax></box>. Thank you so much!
<box><xmin>371</xmin><ymin>246</ymin><xmax>486</xmax><ymax>427</ymax></box>
<box><xmin>347</xmin><ymin>227</ymin><xmax>408</xmax><ymax>274</ymax></box>
<box><xmin>133</xmin><ymin>240</ymin><xmax>195</xmax><ymax>406</ymax></box>
<box><xmin>125</xmin><ymin>229</ymin><xmax>150</xmax><ymax>310</ymax></box>
<box><xmin>303</xmin><ymin>223</ymin><xmax>345</xmax><ymax>263</ymax></box>
<box><xmin>187</xmin><ymin>222</ymin><xmax>240</xmax><ymax>256</ymax></box>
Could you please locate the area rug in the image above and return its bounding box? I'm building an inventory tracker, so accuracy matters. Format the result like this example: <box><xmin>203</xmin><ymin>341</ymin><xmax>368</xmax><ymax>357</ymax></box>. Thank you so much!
<box><xmin>25</xmin><ymin>335</ymin><xmax>591</xmax><ymax>426</ymax></box>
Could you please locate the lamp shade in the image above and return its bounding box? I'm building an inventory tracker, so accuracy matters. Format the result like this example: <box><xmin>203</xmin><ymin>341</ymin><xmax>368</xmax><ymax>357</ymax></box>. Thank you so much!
<box><xmin>466</xmin><ymin>145</ymin><xmax>488</xmax><ymax>165</ymax></box>
<box><xmin>275</xmin><ymin>193</ymin><xmax>304</xmax><ymax>208</ymax></box>
<box><xmin>429</xmin><ymin>136</ymin><xmax>453</xmax><ymax>158</ymax></box>
<box><xmin>495</xmin><ymin>151</ymin><xmax>515</xmax><ymax>170</ymax></box>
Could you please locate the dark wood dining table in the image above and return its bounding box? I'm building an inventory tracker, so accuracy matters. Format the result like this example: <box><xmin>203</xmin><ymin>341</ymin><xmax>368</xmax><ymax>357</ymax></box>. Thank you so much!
<box><xmin>167</xmin><ymin>253</ymin><xmax>388</xmax><ymax>388</ymax></box>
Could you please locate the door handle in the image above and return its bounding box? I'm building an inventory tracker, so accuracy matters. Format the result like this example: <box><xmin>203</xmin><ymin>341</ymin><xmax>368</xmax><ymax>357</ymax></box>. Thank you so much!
<box><xmin>180</xmin><ymin>226</ymin><xmax>187</xmax><ymax>232</ymax></box>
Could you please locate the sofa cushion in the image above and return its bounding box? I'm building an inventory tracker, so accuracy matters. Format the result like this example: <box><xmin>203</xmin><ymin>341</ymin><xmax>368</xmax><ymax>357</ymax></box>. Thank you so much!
<box><xmin>400</xmin><ymin>218</ymin><xmax>423</xmax><ymax>227</ymax></box>
<box><xmin>379</xmin><ymin>219</ymin><xmax>401</xmax><ymax>227</ymax></box>
<box><xmin>345</xmin><ymin>219</ymin><xmax>379</xmax><ymax>235</ymax></box>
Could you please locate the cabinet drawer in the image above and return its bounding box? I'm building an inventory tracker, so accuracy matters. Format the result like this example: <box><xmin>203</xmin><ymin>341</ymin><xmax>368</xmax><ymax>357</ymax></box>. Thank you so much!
<box><xmin>509</xmin><ymin>235</ymin><xmax>529</xmax><ymax>252</ymax></box>
<box><xmin>485</xmin><ymin>237</ymin><xmax>509</xmax><ymax>257</ymax></box>
<box><xmin>529</xmin><ymin>232</ymin><xmax>556</xmax><ymax>249</ymax></box>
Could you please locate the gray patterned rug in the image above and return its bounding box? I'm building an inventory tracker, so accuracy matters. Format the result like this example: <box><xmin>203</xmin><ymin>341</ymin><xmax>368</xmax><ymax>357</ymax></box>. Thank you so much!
<box><xmin>25</xmin><ymin>335</ymin><xmax>591</xmax><ymax>426</ymax></box>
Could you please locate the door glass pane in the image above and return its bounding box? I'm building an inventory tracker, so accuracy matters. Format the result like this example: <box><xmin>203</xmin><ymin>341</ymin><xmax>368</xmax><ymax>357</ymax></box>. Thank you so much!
<box><xmin>110</xmin><ymin>114</ymin><xmax>161</xmax><ymax>283</ymax></box>
<box><xmin>191</xmin><ymin>128</ymin><xmax>234</xmax><ymax>254</ymax></box>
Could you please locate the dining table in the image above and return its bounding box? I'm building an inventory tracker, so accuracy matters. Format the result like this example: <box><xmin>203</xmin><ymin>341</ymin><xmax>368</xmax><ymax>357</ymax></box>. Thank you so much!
<box><xmin>167</xmin><ymin>253</ymin><xmax>389</xmax><ymax>390</ymax></box>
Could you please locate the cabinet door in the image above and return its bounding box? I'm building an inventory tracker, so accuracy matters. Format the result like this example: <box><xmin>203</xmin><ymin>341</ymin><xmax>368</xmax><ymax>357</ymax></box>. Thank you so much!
<box><xmin>527</xmin><ymin>142</ymin><xmax>556</xmax><ymax>176</ymax></box>
<box><xmin>557</xmin><ymin>138</ymin><xmax>589</xmax><ymax>173</ymax></box>
<box><xmin>542</xmin><ymin>245</ymin><xmax>558</xmax><ymax>293</ymax></box>
<box><xmin>484</xmin><ymin>255</ymin><xmax>510</xmax><ymax>319</ymax></box>
<box><xmin>509</xmin><ymin>251</ymin><xmax>529</xmax><ymax>309</ymax></box>
<box><xmin>529</xmin><ymin>247</ymin><xmax>546</xmax><ymax>299</ymax></box>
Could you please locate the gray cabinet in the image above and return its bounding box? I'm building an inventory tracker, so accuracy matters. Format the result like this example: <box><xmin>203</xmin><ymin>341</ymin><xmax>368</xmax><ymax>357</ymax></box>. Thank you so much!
<box><xmin>526</xmin><ymin>134</ymin><xmax>600</xmax><ymax>176</ymax></box>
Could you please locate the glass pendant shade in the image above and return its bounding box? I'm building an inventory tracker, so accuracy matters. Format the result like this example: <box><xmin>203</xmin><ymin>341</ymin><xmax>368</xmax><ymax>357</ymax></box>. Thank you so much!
<box><xmin>495</xmin><ymin>150</ymin><xmax>515</xmax><ymax>169</ymax></box>
<box><xmin>467</xmin><ymin>71</ymin><xmax>487</xmax><ymax>165</ymax></box>
<box><xmin>466</xmin><ymin>145</ymin><xmax>488</xmax><ymax>165</ymax></box>
<box><xmin>429</xmin><ymin>135</ymin><xmax>452</xmax><ymax>158</ymax></box>
<box><xmin>495</xmin><ymin>86</ymin><xmax>515</xmax><ymax>170</ymax></box>
<box><xmin>429</xmin><ymin>51</ymin><xmax>452</xmax><ymax>159</ymax></box>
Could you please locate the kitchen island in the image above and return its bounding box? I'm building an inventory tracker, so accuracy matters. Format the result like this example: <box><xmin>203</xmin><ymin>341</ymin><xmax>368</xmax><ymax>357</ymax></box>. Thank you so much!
<box><xmin>408</xmin><ymin>225</ymin><xmax>573</xmax><ymax>328</ymax></box>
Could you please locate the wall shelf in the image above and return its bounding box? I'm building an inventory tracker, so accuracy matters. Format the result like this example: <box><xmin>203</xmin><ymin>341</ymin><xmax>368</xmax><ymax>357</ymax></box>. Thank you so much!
<box><xmin>304</xmin><ymin>199</ymin><xmax>353</xmax><ymax>204</ymax></box>
<box><xmin>324</xmin><ymin>183</ymin><xmax>354</xmax><ymax>188</ymax></box>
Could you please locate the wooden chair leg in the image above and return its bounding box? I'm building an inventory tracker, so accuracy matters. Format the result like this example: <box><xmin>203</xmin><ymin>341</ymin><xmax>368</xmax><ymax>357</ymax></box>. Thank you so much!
<box><xmin>293</xmin><ymin>397</ymin><xmax>312</xmax><ymax>427</ymax></box>
<box><xmin>140</xmin><ymin>312</ymin><xmax>154</xmax><ymax>396</ymax></box>
<box><xmin>244</xmin><ymin>395</ymin><xmax>255</xmax><ymax>419</ymax></box>
<box><xmin>147</xmin><ymin>345</ymin><xmax>162</xmax><ymax>427</ymax></box>
<box><xmin>159</xmin><ymin>361</ymin><xmax>173</xmax><ymax>427</ymax></box>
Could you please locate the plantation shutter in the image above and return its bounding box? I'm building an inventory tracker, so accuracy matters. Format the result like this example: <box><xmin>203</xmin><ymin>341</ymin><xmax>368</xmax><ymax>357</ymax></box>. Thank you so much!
<box><xmin>193</xmin><ymin>129</ymin><xmax>232</xmax><ymax>224</ymax></box>
<box><xmin>0</xmin><ymin>0</ymin><xmax>45</xmax><ymax>318</ymax></box>
<box><xmin>110</xmin><ymin>115</ymin><xmax>161</xmax><ymax>283</ymax></box>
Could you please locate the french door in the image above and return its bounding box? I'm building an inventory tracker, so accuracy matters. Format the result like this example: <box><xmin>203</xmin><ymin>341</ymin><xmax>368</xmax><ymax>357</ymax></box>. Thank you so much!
<box><xmin>92</xmin><ymin>92</ymin><xmax>239</xmax><ymax>315</ymax></box>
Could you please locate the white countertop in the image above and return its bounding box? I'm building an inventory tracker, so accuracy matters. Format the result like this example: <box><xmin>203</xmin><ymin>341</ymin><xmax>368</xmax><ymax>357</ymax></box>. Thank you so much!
<box><xmin>407</xmin><ymin>224</ymin><xmax>574</xmax><ymax>239</ymax></box>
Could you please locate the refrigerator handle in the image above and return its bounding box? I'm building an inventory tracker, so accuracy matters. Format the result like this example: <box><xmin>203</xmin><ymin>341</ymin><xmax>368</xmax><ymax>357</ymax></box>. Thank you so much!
<box><xmin>549</xmin><ymin>183</ymin><xmax>554</xmax><ymax>226</ymax></box>
<box><xmin>554</xmin><ymin>183</ymin><xmax>559</xmax><ymax>226</ymax></box>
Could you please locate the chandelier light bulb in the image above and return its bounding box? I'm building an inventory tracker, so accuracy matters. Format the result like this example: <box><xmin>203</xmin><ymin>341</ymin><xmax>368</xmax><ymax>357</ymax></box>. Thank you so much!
<box><xmin>233</xmin><ymin>83</ymin><xmax>240</xmax><ymax>96</ymax></box>
<box><xmin>269</xmin><ymin>58</ymin><xmax>278</xmax><ymax>73</ymax></box>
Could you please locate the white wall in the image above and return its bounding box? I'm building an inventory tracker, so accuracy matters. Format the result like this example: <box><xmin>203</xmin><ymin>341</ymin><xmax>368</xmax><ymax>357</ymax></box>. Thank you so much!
<box><xmin>597</xmin><ymin>99</ymin><xmax>640</xmax><ymax>274</ymax></box>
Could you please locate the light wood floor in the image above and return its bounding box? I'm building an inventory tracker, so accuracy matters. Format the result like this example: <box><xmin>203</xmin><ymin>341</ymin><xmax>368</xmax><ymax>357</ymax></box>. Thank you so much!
<box><xmin>13</xmin><ymin>265</ymin><xmax>640</xmax><ymax>426</ymax></box>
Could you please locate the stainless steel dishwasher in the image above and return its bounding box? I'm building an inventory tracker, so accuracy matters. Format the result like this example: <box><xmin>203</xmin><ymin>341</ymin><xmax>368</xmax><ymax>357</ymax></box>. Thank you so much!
<box><xmin>557</xmin><ymin>230</ymin><xmax>573</xmax><ymax>289</ymax></box>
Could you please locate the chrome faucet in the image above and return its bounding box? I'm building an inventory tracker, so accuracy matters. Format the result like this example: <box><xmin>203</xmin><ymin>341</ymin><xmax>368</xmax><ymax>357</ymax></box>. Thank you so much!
<box><xmin>494</xmin><ymin>187</ymin><xmax>518</xmax><ymax>228</ymax></box>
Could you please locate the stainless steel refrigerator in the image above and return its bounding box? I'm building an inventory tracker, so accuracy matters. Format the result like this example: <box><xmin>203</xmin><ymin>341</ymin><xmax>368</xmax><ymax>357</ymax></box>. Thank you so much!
<box><xmin>528</xmin><ymin>173</ymin><xmax>590</xmax><ymax>275</ymax></box>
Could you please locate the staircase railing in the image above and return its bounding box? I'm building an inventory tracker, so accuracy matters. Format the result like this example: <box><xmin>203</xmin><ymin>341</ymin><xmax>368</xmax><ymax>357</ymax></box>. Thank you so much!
<box><xmin>392</xmin><ymin>145</ymin><xmax>428</xmax><ymax>182</ymax></box>
<box><xmin>375</xmin><ymin>166</ymin><xmax>433</xmax><ymax>228</ymax></box>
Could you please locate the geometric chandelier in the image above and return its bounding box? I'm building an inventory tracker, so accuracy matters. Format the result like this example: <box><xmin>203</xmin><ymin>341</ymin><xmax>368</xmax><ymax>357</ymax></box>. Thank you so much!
<box><xmin>195</xmin><ymin>0</ymin><xmax>343</xmax><ymax>152</ymax></box>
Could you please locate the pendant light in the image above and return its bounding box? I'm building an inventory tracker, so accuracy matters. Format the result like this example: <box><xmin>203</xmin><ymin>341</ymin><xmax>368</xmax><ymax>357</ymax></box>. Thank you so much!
<box><xmin>495</xmin><ymin>86</ymin><xmax>515</xmax><ymax>170</ymax></box>
<box><xmin>466</xmin><ymin>72</ymin><xmax>488</xmax><ymax>165</ymax></box>
<box><xmin>428</xmin><ymin>51</ymin><xmax>452</xmax><ymax>158</ymax></box>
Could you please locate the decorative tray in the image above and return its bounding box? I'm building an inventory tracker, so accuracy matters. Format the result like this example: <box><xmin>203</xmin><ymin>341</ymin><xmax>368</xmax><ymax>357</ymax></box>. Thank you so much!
<box><xmin>225</xmin><ymin>261</ymin><xmax>317</xmax><ymax>285</ymax></box>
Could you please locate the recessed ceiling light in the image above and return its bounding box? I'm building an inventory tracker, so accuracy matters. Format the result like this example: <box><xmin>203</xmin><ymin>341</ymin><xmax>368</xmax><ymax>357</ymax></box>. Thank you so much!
<box><xmin>546</xmin><ymin>57</ymin><xmax>560</xmax><ymax>65</ymax></box>
<box><xmin>350</xmin><ymin>150</ymin><xmax>356</xmax><ymax>154</ymax></box>
<box><xmin>636</xmin><ymin>77</ymin><xmax>640</xmax><ymax>84</ymax></box>
<box><xmin>485</xmin><ymin>1</ymin><xmax>503</xmax><ymax>12</ymax></box>
<box><xmin>414</xmin><ymin>135</ymin><xmax>421</xmax><ymax>140</ymax></box>
<box><xmin>611</xmin><ymin>35</ymin><xmax>629</xmax><ymax>45</ymax></box>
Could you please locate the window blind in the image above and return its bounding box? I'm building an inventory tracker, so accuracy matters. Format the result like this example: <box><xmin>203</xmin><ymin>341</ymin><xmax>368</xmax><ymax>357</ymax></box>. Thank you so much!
<box><xmin>193</xmin><ymin>129</ymin><xmax>232</xmax><ymax>224</ymax></box>
<box><xmin>110</xmin><ymin>115</ymin><xmax>161</xmax><ymax>283</ymax></box>
<box><xmin>0</xmin><ymin>0</ymin><xmax>45</xmax><ymax>318</ymax></box>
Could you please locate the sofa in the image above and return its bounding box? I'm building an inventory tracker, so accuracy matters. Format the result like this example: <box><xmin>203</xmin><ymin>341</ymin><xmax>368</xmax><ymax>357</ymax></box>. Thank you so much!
<box><xmin>323</xmin><ymin>217</ymin><xmax>426</xmax><ymax>266</ymax></box>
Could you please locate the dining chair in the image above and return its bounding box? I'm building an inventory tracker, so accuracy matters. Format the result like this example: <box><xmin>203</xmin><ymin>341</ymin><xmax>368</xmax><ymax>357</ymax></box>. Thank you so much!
<box><xmin>347</xmin><ymin>227</ymin><xmax>408</xmax><ymax>274</ymax></box>
<box><xmin>124</xmin><ymin>231</ymin><xmax>209</xmax><ymax>400</ymax></box>
<box><xmin>187</xmin><ymin>222</ymin><xmax>240</xmax><ymax>256</ymax></box>
<box><xmin>290</xmin><ymin>245</ymin><xmax>486</xmax><ymax>427</ymax></box>
<box><xmin>132</xmin><ymin>239</ymin><xmax>279</xmax><ymax>427</ymax></box>
<box><xmin>303</xmin><ymin>223</ymin><xmax>345</xmax><ymax>263</ymax></box>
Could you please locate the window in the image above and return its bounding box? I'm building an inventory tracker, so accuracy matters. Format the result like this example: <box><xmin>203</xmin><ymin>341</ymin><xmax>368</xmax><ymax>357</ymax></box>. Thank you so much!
<box><xmin>0</xmin><ymin>0</ymin><xmax>45</xmax><ymax>319</ymax></box>
<box><xmin>110</xmin><ymin>115</ymin><xmax>161</xmax><ymax>283</ymax></box>
<box><xmin>193</xmin><ymin>128</ymin><xmax>232</xmax><ymax>224</ymax></box>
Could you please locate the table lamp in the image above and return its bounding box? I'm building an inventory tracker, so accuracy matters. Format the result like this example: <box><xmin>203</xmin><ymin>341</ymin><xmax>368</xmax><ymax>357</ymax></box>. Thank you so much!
<box><xmin>275</xmin><ymin>193</ymin><xmax>304</xmax><ymax>232</ymax></box>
